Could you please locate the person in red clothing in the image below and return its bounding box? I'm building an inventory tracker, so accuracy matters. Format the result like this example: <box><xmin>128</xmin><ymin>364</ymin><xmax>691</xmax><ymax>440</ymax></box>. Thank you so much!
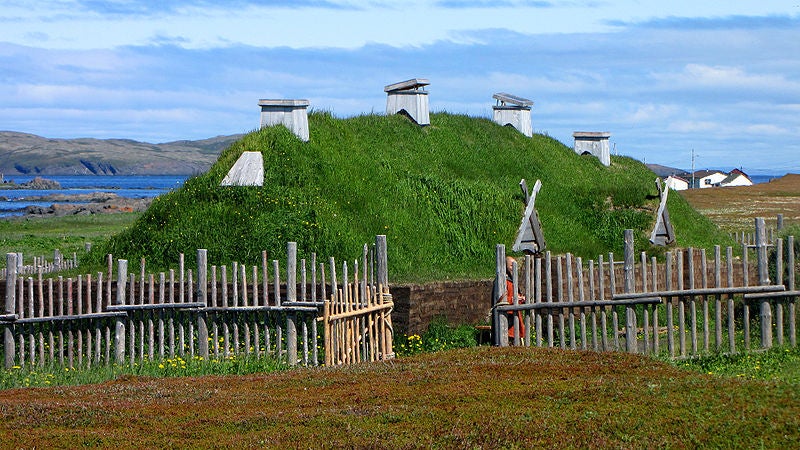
<box><xmin>502</xmin><ymin>256</ymin><xmax>525</xmax><ymax>340</ymax></box>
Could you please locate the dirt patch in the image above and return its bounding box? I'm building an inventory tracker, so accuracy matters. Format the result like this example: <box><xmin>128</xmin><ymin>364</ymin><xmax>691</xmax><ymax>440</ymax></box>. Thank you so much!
<box><xmin>680</xmin><ymin>173</ymin><xmax>800</xmax><ymax>232</ymax></box>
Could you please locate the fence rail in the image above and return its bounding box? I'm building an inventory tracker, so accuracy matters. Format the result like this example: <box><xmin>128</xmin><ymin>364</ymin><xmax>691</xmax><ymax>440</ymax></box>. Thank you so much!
<box><xmin>494</xmin><ymin>217</ymin><xmax>798</xmax><ymax>358</ymax></box>
<box><xmin>1</xmin><ymin>236</ymin><xmax>393</xmax><ymax>370</ymax></box>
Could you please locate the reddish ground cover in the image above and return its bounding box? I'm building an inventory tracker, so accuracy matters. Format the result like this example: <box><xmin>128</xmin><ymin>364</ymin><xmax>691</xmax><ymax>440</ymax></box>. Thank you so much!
<box><xmin>1</xmin><ymin>347</ymin><xmax>798</xmax><ymax>448</ymax></box>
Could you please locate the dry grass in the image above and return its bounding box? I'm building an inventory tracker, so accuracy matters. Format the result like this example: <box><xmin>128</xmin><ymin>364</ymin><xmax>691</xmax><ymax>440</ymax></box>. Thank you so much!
<box><xmin>1</xmin><ymin>347</ymin><xmax>798</xmax><ymax>448</ymax></box>
<box><xmin>680</xmin><ymin>174</ymin><xmax>800</xmax><ymax>232</ymax></box>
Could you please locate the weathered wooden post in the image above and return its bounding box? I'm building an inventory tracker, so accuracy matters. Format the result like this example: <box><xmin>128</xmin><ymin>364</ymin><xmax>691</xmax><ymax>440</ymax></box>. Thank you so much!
<box><xmin>777</xmin><ymin>214</ymin><xmax>784</xmax><ymax>232</ymax></box>
<box><xmin>196</xmin><ymin>249</ymin><xmax>209</xmax><ymax>359</ymax></box>
<box><xmin>286</xmin><ymin>242</ymin><xmax>298</xmax><ymax>366</ymax></box>
<box><xmin>375</xmin><ymin>235</ymin><xmax>393</xmax><ymax>358</ymax></box>
<box><xmin>623</xmin><ymin>230</ymin><xmax>637</xmax><ymax>353</ymax></box>
<box><xmin>376</xmin><ymin>235</ymin><xmax>388</xmax><ymax>288</ymax></box>
<box><xmin>789</xmin><ymin>235</ymin><xmax>797</xmax><ymax>347</ymax></box>
<box><xmin>755</xmin><ymin>218</ymin><xmax>773</xmax><ymax>348</ymax></box>
<box><xmin>115</xmin><ymin>259</ymin><xmax>128</xmax><ymax>363</ymax></box>
<box><xmin>493</xmin><ymin>244</ymin><xmax>509</xmax><ymax>347</ymax></box>
<box><xmin>776</xmin><ymin>239</ymin><xmax>785</xmax><ymax>347</ymax></box>
<box><xmin>4</xmin><ymin>253</ymin><xmax>17</xmax><ymax>369</ymax></box>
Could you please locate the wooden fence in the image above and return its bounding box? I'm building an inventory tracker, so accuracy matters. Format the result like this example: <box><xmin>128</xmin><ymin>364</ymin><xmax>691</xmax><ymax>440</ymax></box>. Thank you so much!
<box><xmin>1</xmin><ymin>236</ymin><xmax>393</xmax><ymax>370</ymax></box>
<box><xmin>0</xmin><ymin>249</ymin><xmax>79</xmax><ymax>279</ymax></box>
<box><xmin>494</xmin><ymin>217</ymin><xmax>798</xmax><ymax>358</ymax></box>
<box><xmin>730</xmin><ymin>212</ymin><xmax>785</xmax><ymax>246</ymax></box>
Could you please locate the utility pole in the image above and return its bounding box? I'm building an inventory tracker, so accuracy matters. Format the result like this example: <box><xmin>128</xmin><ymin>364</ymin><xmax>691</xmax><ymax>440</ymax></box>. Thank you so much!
<box><xmin>691</xmin><ymin>149</ymin><xmax>696</xmax><ymax>189</ymax></box>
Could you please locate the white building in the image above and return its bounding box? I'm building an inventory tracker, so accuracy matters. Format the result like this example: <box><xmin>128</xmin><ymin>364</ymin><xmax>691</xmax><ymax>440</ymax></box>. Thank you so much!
<box><xmin>692</xmin><ymin>170</ymin><xmax>727</xmax><ymax>188</ymax></box>
<box><xmin>719</xmin><ymin>169</ymin><xmax>753</xmax><ymax>187</ymax></box>
<box><xmin>665</xmin><ymin>175</ymin><xmax>689</xmax><ymax>191</ymax></box>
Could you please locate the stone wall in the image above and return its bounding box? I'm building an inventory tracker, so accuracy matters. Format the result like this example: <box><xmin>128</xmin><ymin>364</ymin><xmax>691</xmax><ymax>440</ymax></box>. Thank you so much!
<box><xmin>390</xmin><ymin>280</ymin><xmax>494</xmax><ymax>335</ymax></box>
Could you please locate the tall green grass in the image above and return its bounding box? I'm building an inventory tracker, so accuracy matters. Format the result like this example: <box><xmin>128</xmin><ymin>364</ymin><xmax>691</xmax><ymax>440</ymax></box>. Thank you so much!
<box><xmin>0</xmin><ymin>354</ymin><xmax>288</xmax><ymax>389</ymax></box>
<box><xmin>87</xmin><ymin>112</ymin><xmax>729</xmax><ymax>282</ymax></box>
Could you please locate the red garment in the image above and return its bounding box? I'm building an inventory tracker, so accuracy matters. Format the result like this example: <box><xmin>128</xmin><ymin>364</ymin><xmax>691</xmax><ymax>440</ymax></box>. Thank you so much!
<box><xmin>506</xmin><ymin>279</ymin><xmax>525</xmax><ymax>339</ymax></box>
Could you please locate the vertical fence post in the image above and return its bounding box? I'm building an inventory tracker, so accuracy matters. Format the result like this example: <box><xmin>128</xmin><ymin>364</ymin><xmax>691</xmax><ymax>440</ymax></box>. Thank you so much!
<box><xmin>777</xmin><ymin>214</ymin><xmax>784</xmax><ymax>232</ymax></box>
<box><xmin>375</xmin><ymin>235</ymin><xmax>393</xmax><ymax>357</ymax></box>
<box><xmin>115</xmin><ymin>259</ymin><xmax>128</xmax><ymax>363</ymax></box>
<box><xmin>755</xmin><ymin>218</ymin><xmax>773</xmax><ymax>349</ymax></box>
<box><xmin>4</xmin><ymin>253</ymin><xmax>18</xmax><ymax>369</ymax></box>
<box><xmin>789</xmin><ymin>235</ymin><xmax>796</xmax><ymax>348</ymax></box>
<box><xmin>756</xmin><ymin>218</ymin><xmax>770</xmax><ymax>286</ymax></box>
<box><xmin>493</xmin><ymin>244</ymin><xmax>508</xmax><ymax>347</ymax></box>
<box><xmin>623</xmin><ymin>230</ymin><xmax>637</xmax><ymax>353</ymax></box>
<box><xmin>286</xmin><ymin>242</ymin><xmax>298</xmax><ymax>366</ymax></box>
<box><xmin>196</xmin><ymin>249</ymin><xmax>209</xmax><ymax>360</ymax></box>
<box><xmin>376</xmin><ymin>235</ymin><xmax>388</xmax><ymax>289</ymax></box>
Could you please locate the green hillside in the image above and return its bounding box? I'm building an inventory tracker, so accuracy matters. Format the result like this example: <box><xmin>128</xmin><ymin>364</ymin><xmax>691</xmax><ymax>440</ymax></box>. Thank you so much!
<box><xmin>93</xmin><ymin>112</ymin><xmax>729</xmax><ymax>282</ymax></box>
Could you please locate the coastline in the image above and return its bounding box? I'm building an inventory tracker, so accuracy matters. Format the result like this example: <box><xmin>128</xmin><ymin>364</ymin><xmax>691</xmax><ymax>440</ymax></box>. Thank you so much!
<box><xmin>0</xmin><ymin>174</ymin><xmax>185</xmax><ymax>218</ymax></box>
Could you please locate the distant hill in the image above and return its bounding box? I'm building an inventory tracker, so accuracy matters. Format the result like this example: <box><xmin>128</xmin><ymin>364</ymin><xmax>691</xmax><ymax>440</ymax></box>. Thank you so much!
<box><xmin>92</xmin><ymin>112</ymin><xmax>730</xmax><ymax>281</ymax></box>
<box><xmin>0</xmin><ymin>131</ymin><xmax>243</xmax><ymax>176</ymax></box>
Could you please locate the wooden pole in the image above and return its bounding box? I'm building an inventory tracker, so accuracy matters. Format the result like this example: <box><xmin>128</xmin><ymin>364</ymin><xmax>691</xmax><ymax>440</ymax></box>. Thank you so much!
<box><xmin>493</xmin><ymin>244</ymin><xmax>507</xmax><ymax>347</ymax></box>
<box><xmin>287</xmin><ymin>242</ymin><xmax>298</xmax><ymax>366</ymax></box>
<box><xmin>376</xmin><ymin>235</ymin><xmax>388</xmax><ymax>289</ymax></box>
<box><xmin>546</xmin><ymin>251</ymin><xmax>554</xmax><ymax>348</ymax></box>
<box><xmin>775</xmin><ymin>239</ymin><xmax>784</xmax><ymax>346</ymax></box>
<box><xmin>756</xmin><ymin>218</ymin><xmax>770</xmax><ymax>286</ymax></box>
<box><xmin>789</xmin><ymin>236</ymin><xmax>796</xmax><ymax>347</ymax></box>
<box><xmin>114</xmin><ymin>259</ymin><xmax>127</xmax><ymax>363</ymax></box>
<box><xmin>196</xmin><ymin>249</ymin><xmax>209</xmax><ymax>359</ymax></box>
<box><xmin>726</xmin><ymin>246</ymin><xmax>736</xmax><ymax>353</ymax></box>
<box><xmin>4</xmin><ymin>253</ymin><xmax>17</xmax><ymax>369</ymax></box>
<box><xmin>756</xmin><ymin>218</ymin><xmax>773</xmax><ymax>348</ymax></box>
<box><xmin>623</xmin><ymin>230</ymin><xmax>636</xmax><ymax>353</ymax></box>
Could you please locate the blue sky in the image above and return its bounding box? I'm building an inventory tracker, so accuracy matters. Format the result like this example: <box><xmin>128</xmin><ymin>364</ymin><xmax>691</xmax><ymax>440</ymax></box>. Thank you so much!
<box><xmin>1</xmin><ymin>1</ymin><xmax>798</xmax><ymax>174</ymax></box>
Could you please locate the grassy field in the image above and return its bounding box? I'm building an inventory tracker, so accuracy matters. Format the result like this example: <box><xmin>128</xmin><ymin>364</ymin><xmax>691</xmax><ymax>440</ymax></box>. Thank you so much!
<box><xmin>680</xmin><ymin>173</ymin><xmax>800</xmax><ymax>232</ymax></box>
<box><xmin>0</xmin><ymin>346</ymin><xmax>797</xmax><ymax>448</ymax></box>
<box><xmin>0</xmin><ymin>213</ymin><xmax>139</xmax><ymax>269</ymax></box>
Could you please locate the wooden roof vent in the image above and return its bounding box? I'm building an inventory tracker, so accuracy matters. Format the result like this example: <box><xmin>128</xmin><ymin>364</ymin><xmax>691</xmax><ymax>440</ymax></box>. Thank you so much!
<box><xmin>258</xmin><ymin>99</ymin><xmax>310</xmax><ymax>142</ymax></box>
<box><xmin>384</xmin><ymin>78</ymin><xmax>430</xmax><ymax>126</ymax></box>
<box><xmin>492</xmin><ymin>93</ymin><xmax>533</xmax><ymax>137</ymax></box>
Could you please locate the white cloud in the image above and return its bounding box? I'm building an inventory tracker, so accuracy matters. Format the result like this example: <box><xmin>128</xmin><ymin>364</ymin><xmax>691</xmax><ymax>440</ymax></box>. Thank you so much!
<box><xmin>744</xmin><ymin>124</ymin><xmax>790</xmax><ymax>135</ymax></box>
<box><xmin>667</xmin><ymin>121</ymin><xmax>720</xmax><ymax>133</ymax></box>
<box><xmin>625</xmin><ymin>104</ymin><xmax>680</xmax><ymax>123</ymax></box>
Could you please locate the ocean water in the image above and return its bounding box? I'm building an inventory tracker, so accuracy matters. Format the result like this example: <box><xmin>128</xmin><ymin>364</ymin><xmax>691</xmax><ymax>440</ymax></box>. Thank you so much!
<box><xmin>749</xmin><ymin>174</ymin><xmax>781</xmax><ymax>184</ymax></box>
<box><xmin>0</xmin><ymin>175</ymin><xmax>188</xmax><ymax>218</ymax></box>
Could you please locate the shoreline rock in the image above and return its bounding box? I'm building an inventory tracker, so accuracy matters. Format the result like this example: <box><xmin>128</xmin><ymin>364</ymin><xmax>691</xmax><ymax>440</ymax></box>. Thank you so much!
<box><xmin>23</xmin><ymin>195</ymin><xmax>153</xmax><ymax>217</ymax></box>
<box><xmin>0</xmin><ymin>176</ymin><xmax>62</xmax><ymax>190</ymax></box>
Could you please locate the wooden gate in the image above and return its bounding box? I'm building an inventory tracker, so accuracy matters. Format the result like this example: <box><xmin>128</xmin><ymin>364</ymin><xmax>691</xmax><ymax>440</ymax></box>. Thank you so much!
<box><xmin>323</xmin><ymin>236</ymin><xmax>394</xmax><ymax>366</ymax></box>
